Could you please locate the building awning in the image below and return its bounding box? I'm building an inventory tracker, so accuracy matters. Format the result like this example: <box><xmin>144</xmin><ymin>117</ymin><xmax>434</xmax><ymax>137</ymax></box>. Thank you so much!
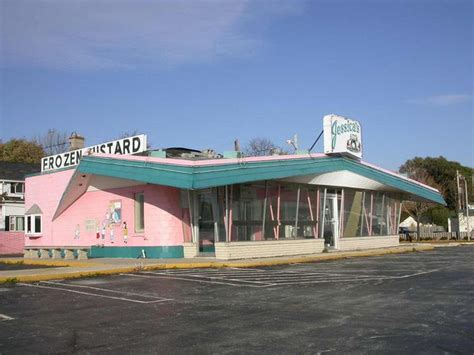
<box><xmin>52</xmin><ymin>153</ymin><xmax>446</xmax><ymax>219</ymax></box>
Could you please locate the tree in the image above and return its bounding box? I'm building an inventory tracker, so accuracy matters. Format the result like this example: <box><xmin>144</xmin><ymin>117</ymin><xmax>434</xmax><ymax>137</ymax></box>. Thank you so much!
<box><xmin>35</xmin><ymin>129</ymin><xmax>69</xmax><ymax>155</ymax></box>
<box><xmin>401</xmin><ymin>167</ymin><xmax>443</xmax><ymax>238</ymax></box>
<box><xmin>400</xmin><ymin>156</ymin><xmax>473</xmax><ymax>211</ymax></box>
<box><xmin>0</xmin><ymin>139</ymin><xmax>45</xmax><ymax>164</ymax></box>
<box><xmin>244</xmin><ymin>137</ymin><xmax>288</xmax><ymax>157</ymax></box>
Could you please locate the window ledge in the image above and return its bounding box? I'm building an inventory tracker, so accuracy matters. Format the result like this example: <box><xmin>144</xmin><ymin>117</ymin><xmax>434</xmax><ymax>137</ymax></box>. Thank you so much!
<box><xmin>26</xmin><ymin>234</ymin><xmax>42</xmax><ymax>238</ymax></box>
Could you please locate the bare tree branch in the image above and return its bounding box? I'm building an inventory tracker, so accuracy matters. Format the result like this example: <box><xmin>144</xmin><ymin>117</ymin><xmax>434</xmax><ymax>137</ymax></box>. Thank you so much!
<box><xmin>35</xmin><ymin>129</ymin><xmax>69</xmax><ymax>155</ymax></box>
<box><xmin>244</xmin><ymin>137</ymin><xmax>288</xmax><ymax>157</ymax></box>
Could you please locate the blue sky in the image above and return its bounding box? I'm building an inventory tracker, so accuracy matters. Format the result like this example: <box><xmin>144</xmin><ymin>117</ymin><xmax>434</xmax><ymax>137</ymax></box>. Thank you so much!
<box><xmin>0</xmin><ymin>0</ymin><xmax>472</xmax><ymax>170</ymax></box>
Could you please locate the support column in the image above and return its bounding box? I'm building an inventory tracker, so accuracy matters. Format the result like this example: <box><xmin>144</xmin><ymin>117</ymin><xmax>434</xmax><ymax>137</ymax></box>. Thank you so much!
<box><xmin>77</xmin><ymin>249</ymin><xmax>88</xmax><ymax>260</ymax></box>
<box><xmin>40</xmin><ymin>249</ymin><xmax>50</xmax><ymax>259</ymax></box>
<box><xmin>64</xmin><ymin>249</ymin><xmax>75</xmax><ymax>260</ymax></box>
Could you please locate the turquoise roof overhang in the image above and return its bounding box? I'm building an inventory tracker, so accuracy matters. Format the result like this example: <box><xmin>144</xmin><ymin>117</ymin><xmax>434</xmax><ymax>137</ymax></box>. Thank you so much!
<box><xmin>76</xmin><ymin>155</ymin><xmax>446</xmax><ymax>205</ymax></box>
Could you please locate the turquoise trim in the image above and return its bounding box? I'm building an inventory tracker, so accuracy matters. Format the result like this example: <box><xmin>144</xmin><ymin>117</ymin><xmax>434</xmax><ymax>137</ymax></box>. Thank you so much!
<box><xmin>75</xmin><ymin>155</ymin><xmax>445</xmax><ymax>205</ymax></box>
<box><xmin>89</xmin><ymin>246</ymin><xmax>184</xmax><ymax>259</ymax></box>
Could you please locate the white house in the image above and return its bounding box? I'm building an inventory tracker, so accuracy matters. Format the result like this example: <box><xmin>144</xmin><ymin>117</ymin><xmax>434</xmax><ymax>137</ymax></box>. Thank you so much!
<box><xmin>0</xmin><ymin>162</ymin><xmax>40</xmax><ymax>231</ymax></box>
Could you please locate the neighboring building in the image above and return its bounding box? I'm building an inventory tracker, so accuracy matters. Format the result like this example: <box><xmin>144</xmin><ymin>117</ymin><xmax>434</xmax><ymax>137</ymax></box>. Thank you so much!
<box><xmin>0</xmin><ymin>162</ymin><xmax>40</xmax><ymax>255</ymax></box>
<box><xmin>0</xmin><ymin>162</ymin><xmax>40</xmax><ymax>231</ymax></box>
<box><xmin>23</xmin><ymin>117</ymin><xmax>446</xmax><ymax>260</ymax></box>
<box><xmin>448</xmin><ymin>205</ymin><xmax>474</xmax><ymax>233</ymax></box>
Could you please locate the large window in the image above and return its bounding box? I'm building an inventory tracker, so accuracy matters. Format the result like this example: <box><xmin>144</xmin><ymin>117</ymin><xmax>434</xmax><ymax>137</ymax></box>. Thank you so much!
<box><xmin>26</xmin><ymin>214</ymin><xmax>42</xmax><ymax>235</ymax></box>
<box><xmin>134</xmin><ymin>193</ymin><xmax>145</xmax><ymax>233</ymax></box>
<box><xmin>228</xmin><ymin>183</ymin><xmax>319</xmax><ymax>241</ymax></box>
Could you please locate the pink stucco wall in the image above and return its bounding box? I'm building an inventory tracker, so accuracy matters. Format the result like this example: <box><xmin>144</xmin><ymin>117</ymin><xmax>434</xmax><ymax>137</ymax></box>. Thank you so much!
<box><xmin>25</xmin><ymin>169</ymin><xmax>75</xmax><ymax>247</ymax></box>
<box><xmin>0</xmin><ymin>231</ymin><xmax>24</xmax><ymax>255</ymax></box>
<box><xmin>25</xmin><ymin>169</ymin><xmax>187</xmax><ymax>248</ymax></box>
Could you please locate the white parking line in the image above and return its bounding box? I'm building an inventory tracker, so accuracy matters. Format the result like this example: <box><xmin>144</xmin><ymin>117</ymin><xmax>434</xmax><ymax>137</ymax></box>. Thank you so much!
<box><xmin>42</xmin><ymin>281</ymin><xmax>171</xmax><ymax>300</ymax></box>
<box><xmin>124</xmin><ymin>267</ymin><xmax>441</xmax><ymax>288</ymax></box>
<box><xmin>0</xmin><ymin>314</ymin><xmax>14</xmax><ymax>321</ymax></box>
<box><xmin>18</xmin><ymin>283</ymin><xmax>173</xmax><ymax>304</ymax></box>
<box><xmin>124</xmin><ymin>273</ymin><xmax>274</xmax><ymax>288</ymax></box>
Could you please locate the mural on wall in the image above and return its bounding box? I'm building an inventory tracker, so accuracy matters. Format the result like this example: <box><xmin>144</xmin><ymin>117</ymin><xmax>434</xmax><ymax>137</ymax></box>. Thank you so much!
<box><xmin>106</xmin><ymin>200</ymin><xmax>122</xmax><ymax>225</ymax></box>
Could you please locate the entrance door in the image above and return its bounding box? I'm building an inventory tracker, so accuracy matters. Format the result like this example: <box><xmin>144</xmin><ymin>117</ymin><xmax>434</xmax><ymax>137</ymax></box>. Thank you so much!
<box><xmin>197</xmin><ymin>192</ymin><xmax>215</xmax><ymax>254</ymax></box>
<box><xmin>322</xmin><ymin>193</ymin><xmax>339</xmax><ymax>249</ymax></box>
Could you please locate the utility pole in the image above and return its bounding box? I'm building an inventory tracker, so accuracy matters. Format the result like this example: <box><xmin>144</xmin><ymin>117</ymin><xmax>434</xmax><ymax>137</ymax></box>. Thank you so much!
<box><xmin>462</xmin><ymin>175</ymin><xmax>471</xmax><ymax>241</ymax></box>
<box><xmin>457</xmin><ymin>171</ymin><xmax>471</xmax><ymax>241</ymax></box>
<box><xmin>456</xmin><ymin>170</ymin><xmax>462</xmax><ymax>239</ymax></box>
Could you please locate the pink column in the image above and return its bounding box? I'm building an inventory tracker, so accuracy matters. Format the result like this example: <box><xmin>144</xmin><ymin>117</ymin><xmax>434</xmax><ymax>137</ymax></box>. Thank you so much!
<box><xmin>306</xmin><ymin>189</ymin><xmax>316</xmax><ymax>238</ymax></box>
<box><xmin>369</xmin><ymin>192</ymin><xmax>374</xmax><ymax>236</ymax></box>
<box><xmin>269</xmin><ymin>191</ymin><xmax>278</xmax><ymax>239</ymax></box>
<box><xmin>276</xmin><ymin>184</ymin><xmax>281</xmax><ymax>240</ymax></box>
<box><xmin>229</xmin><ymin>185</ymin><xmax>233</xmax><ymax>241</ymax></box>
<box><xmin>316</xmin><ymin>188</ymin><xmax>320</xmax><ymax>239</ymax></box>
<box><xmin>339</xmin><ymin>189</ymin><xmax>344</xmax><ymax>237</ymax></box>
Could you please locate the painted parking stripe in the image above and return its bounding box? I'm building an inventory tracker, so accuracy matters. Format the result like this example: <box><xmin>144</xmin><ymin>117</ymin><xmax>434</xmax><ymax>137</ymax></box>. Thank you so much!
<box><xmin>124</xmin><ymin>273</ymin><xmax>275</xmax><ymax>288</ymax></box>
<box><xmin>0</xmin><ymin>314</ymin><xmax>14</xmax><ymax>321</ymax></box>
<box><xmin>18</xmin><ymin>283</ymin><xmax>173</xmax><ymax>304</ymax></box>
<box><xmin>141</xmin><ymin>271</ymin><xmax>273</xmax><ymax>285</ymax></box>
<box><xmin>42</xmin><ymin>281</ymin><xmax>171</xmax><ymax>300</ymax></box>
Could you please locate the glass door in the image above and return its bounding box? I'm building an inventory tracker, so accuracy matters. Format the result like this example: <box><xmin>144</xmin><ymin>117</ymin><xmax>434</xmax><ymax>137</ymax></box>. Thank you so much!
<box><xmin>197</xmin><ymin>192</ymin><xmax>215</xmax><ymax>254</ymax></box>
<box><xmin>321</xmin><ymin>193</ymin><xmax>339</xmax><ymax>249</ymax></box>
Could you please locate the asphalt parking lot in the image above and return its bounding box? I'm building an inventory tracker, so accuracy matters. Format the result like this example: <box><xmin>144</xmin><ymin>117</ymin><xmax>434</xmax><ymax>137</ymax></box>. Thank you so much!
<box><xmin>1</xmin><ymin>246</ymin><xmax>473</xmax><ymax>354</ymax></box>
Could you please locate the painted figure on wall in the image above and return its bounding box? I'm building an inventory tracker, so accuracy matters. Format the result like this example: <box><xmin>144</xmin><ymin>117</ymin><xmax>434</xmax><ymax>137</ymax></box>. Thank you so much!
<box><xmin>110</xmin><ymin>228</ymin><xmax>115</xmax><ymax>243</ymax></box>
<box><xmin>74</xmin><ymin>224</ymin><xmax>80</xmax><ymax>239</ymax></box>
<box><xmin>123</xmin><ymin>221</ymin><xmax>128</xmax><ymax>244</ymax></box>
<box><xmin>101</xmin><ymin>223</ymin><xmax>106</xmax><ymax>240</ymax></box>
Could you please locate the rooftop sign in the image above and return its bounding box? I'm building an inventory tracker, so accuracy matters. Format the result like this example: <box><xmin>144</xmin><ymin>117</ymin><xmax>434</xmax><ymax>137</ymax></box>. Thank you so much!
<box><xmin>41</xmin><ymin>135</ymin><xmax>147</xmax><ymax>172</ymax></box>
<box><xmin>323</xmin><ymin>114</ymin><xmax>362</xmax><ymax>159</ymax></box>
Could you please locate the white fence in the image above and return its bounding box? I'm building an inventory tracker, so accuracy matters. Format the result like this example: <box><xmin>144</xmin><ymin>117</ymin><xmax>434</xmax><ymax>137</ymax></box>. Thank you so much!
<box><xmin>399</xmin><ymin>231</ymin><xmax>472</xmax><ymax>241</ymax></box>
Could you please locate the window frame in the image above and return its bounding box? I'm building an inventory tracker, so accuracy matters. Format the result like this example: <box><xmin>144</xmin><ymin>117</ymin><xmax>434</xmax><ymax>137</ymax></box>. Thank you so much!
<box><xmin>9</xmin><ymin>182</ymin><xmax>25</xmax><ymax>195</ymax></box>
<box><xmin>8</xmin><ymin>215</ymin><xmax>25</xmax><ymax>232</ymax></box>
<box><xmin>26</xmin><ymin>214</ymin><xmax>42</xmax><ymax>235</ymax></box>
<box><xmin>134</xmin><ymin>192</ymin><xmax>145</xmax><ymax>233</ymax></box>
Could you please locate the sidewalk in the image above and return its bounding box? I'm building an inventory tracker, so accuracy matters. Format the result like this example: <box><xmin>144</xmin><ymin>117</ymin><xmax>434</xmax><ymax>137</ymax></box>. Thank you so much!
<box><xmin>1</xmin><ymin>243</ymin><xmax>468</xmax><ymax>283</ymax></box>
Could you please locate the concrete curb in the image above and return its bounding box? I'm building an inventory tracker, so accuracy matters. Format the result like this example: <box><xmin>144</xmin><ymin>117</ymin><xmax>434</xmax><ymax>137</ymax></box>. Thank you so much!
<box><xmin>0</xmin><ymin>258</ymin><xmax>98</xmax><ymax>268</ymax></box>
<box><xmin>0</xmin><ymin>245</ymin><xmax>439</xmax><ymax>283</ymax></box>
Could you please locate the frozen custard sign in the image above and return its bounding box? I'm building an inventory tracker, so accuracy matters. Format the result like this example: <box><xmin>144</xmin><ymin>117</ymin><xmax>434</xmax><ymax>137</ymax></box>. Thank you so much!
<box><xmin>41</xmin><ymin>135</ymin><xmax>147</xmax><ymax>172</ymax></box>
<box><xmin>323</xmin><ymin>114</ymin><xmax>362</xmax><ymax>159</ymax></box>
